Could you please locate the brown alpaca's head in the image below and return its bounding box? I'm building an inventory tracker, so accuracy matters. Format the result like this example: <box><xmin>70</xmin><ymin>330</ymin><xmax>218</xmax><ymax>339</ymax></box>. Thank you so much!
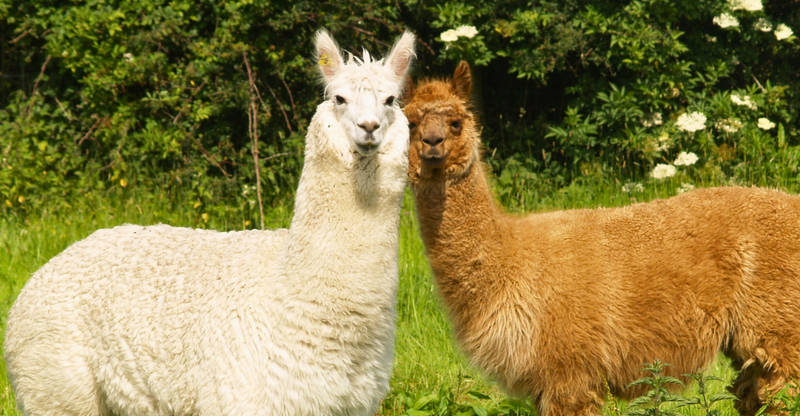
<box><xmin>404</xmin><ymin>61</ymin><xmax>479</xmax><ymax>184</ymax></box>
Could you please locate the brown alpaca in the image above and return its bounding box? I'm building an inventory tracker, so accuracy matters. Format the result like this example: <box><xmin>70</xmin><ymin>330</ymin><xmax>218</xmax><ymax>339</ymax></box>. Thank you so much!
<box><xmin>404</xmin><ymin>61</ymin><xmax>800</xmax><ymax>416</ymax></box>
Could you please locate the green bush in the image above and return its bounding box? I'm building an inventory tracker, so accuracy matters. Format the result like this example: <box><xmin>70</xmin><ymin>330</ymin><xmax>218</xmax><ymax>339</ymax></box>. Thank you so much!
<box><xmin>0</xmin><ymin>0</ymin><xmax>407</xmax><ymax>217</ymax></box>
<box><xmin>1</xmin><ymin>0</ymin><xmax>798</xmax><ymax>216</ymax></box>
<box><xmin>428</xmin><ymin>0</ymin><xmax>799</xmax><ymax>205</ymax></box>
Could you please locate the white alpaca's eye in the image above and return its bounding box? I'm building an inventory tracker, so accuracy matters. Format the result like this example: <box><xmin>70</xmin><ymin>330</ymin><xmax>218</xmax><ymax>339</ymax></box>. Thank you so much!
<box><xmin>335</xmin><ymin>95</ymin><xmax>347</xmax><ymax>105</ymax></box>
<box><xmin>385</xmin><ymin>96</ymin><xmax>395</xmax><ymax>106</ymax></box>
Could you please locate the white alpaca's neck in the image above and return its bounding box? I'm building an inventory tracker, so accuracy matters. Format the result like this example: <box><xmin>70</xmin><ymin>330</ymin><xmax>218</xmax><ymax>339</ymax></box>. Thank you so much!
<box><xmin>279</xmin><ymin>103</ymin><xmax>408</xmax><ymax>307</ymax></box>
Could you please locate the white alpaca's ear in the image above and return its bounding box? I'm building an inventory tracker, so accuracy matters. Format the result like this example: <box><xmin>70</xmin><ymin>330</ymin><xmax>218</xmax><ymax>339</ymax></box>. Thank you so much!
<box><xmin>384</xmin><ymin>31</ymin><xmax>416</xmax><ymax>82</ymax></box>
<box><xmin>314</xmin><ymin>29</ymin><xmax>345</xmax><ymax>82</ymax></box>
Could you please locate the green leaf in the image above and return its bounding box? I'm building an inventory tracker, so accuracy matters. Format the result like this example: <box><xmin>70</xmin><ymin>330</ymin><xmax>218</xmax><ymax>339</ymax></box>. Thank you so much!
<box><xmin>467</xmin><ymin>391</ymin><xmax>492</xmax><ymax>401</ymax></box>
<box><xmin>412</xmin><ymin>393</ymin><xmax>440</xmax><ymax>410</ymax></box>
<box><xmin>469</xmin><ymin>404</ymin><xmax>488</xmax><ymax>416</ymax></box>
<box><xmin>708</xmin><ymin>392</ymin><xmax>739</xmax><ymax>402</ymax></box>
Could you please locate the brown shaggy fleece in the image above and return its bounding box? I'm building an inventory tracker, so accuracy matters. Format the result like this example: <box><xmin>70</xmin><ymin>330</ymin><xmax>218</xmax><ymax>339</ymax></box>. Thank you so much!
<box><xmin>404</xmin><ymin>61</ymin><xmax>800</xmax><ymax>416</ymax></box>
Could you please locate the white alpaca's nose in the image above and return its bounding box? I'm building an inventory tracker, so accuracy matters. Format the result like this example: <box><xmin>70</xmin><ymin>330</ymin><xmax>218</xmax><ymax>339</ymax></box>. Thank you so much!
<box><xmin>358</xmin><ymin>119</ymin><xmax>381</xmax><ymax>133</ymax></box>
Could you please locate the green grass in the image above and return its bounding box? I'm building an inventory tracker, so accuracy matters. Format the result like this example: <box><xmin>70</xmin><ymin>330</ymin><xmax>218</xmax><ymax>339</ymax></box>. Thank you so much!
<box><xmin>1</xmin><ymin>179</ymin><xmax>796</xmax><ymax>415</ymax></box>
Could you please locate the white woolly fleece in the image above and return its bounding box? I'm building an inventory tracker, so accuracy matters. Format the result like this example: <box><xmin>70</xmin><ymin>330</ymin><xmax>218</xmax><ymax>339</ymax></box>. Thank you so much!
<box><xmin>4</xmin><ymin>100</ymin><xmax>410</xmax><ymax>415</ymax></box>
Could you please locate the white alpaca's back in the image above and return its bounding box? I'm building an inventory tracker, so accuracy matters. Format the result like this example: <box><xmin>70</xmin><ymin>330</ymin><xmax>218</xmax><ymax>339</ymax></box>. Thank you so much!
<box><xmin>4</xmin><ymin>29</ymin><xmax>416</xmax><ymax>416</ymax></box>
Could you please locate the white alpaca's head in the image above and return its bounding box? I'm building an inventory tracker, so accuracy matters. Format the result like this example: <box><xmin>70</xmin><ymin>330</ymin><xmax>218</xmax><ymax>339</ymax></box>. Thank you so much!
<box><xmin>314</xmin><ymin>30</ymin><xmax>416</xmax><ymax>156</ymax></box>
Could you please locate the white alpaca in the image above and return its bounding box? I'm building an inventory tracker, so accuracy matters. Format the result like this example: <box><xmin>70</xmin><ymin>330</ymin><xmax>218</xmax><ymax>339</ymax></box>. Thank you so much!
<box><xmin>4</xmin><ymin>29</ymin><xmax>415</xmax><ymax>416</ymax></box>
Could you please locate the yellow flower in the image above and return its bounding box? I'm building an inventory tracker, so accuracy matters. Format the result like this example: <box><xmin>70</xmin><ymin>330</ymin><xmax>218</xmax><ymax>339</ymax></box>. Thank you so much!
<box><xmin>201</xmin><ymin>213</ymin><xmax>209</xmax><ymax>223</ymax></box>
<box><xmin>119</xmin><ymin>178</ymin><xmax>128</xmax><ymax>187</ymax></box>
<box><xmin>193</xmin><ymin>201</ymin><xmax>202</xmax><ymax>209</ymax></box>
<box><xmin>245</xmin><ymin>220</ymin><xmax>251</xmax><ymax>227</ymax></box>
<box><xmin>18</xmin><ymin>195</ymin><xmax>25</xmax><ymax>203</ymax></box>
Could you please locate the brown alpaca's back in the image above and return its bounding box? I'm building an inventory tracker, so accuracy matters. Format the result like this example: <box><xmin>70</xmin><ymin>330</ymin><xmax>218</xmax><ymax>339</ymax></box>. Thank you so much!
<box><xmin>405</xmin><ymin>61</ymin><xmax>800</xmax><ymax>416</ymax></box>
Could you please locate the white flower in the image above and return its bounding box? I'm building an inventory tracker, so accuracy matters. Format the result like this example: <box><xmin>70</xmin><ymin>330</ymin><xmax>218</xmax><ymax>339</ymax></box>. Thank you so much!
<box><xmin>758</xmin><ymin>118</ymin><xmax>776</xmax><ymax>130</ymax></box>
<box><xmin>715</xmin><ymin>118</ymin><xmax>743</xmax><ymax>133</ymax></box>
<box><xmin>674</xmin><ymin>151</ymin><xmax>699</xmax><ymax>166</ymax></box>
<box><xmin>731</xmin><ymin>94</ymin><xmax>757</xmax><ymax>110</ymax></box>
<box><xmin>713</xmin><ymin>13</ymin><xmax>739</xmax><ymax>28</ymax></box>
<box><xmin>454</xmin><ymin>25</ymin><xmax>478</xmax><ymax>38</ymax></box>
<box><xmin>642</xmin><ymin>113</ymin><xmax>663</xmax><ymax>128</ymax></box>
<box><xmin>441</xmin><ymin>25</ymin><xmax>479</xmax><ymax>42</ymax></box>
<box><xmin>678</xmin><ymin>183</ymin><xmax>695</xmax><ymax>194</ymax></box>
<box><xmin>651</xmin><ymin>164</ymin><xmax>677</xmax><ymax>179</ymax></box>
<box><xmin>754</xmin><ymin>18</ymin><xmax>773</xmax><ymax>32</ymax></box>
<box><xmin>775</xmin><ymin>24</ymin><xmax>794</xmax><ymax>41</ymax></box>
<box><xmin>440</xmin><ymin>29</ymin><xmax>459</xmax><ymax>42</ymax></box>
<box><xmin>675</xmin><ymin>111</ymin><xmax>707</xmax><ymax>132</ymax></box>
<box><xmin>729</xmin><ymin>0</ymin><xmax>763</xmax><ymax>11</ymax></box>
<box><xmin>656</xmin><ymin>132</ymin><xmax>671</xmax><ymax>151</ymax></box>
<box><xmin>123</xmin><ymin>52</ymin><xmax>134</xmax><ymax>62</ymax></box>
<box><xmin>622</xmin><ymin>182</ymin><xmax>644</xmax><ymax>193</ymax></box>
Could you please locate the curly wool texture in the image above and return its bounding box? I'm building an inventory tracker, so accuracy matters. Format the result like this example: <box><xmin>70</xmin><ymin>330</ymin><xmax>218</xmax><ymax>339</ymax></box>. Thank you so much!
<box><xmin>5</xmin><ymin>30</ymin><xmax>414</xmax><ymax>416</ymax></box>
<box><xmin>405</xmin><ymin>62</ymin><xmax>800</xmax><ymax>416</ymax></box>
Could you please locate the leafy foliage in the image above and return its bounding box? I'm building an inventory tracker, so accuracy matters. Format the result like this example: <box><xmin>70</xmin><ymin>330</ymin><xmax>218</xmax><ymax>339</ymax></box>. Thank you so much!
<box><xmin>755</xmin><ymin>378</ymin><xmax>800</xmax><ymax>416</ymax></box>
<box><xmin>625</xmin><ymin>360</ymin><xmax>687</xmax><ymax>416</ymax></box>
<box><xmin>393</xmin><ymin>388</ymin><xmax>534</xmax><ymax>416</ymax></box>
<box><xmin>677</xmin><ymin>371</ymin><xmax>739</xmax><ymax>416</ymax></box>
<box><xmin>2</xmin><ymin>0</ymin><xmax>799</xmax><ymax>215</ymax></box>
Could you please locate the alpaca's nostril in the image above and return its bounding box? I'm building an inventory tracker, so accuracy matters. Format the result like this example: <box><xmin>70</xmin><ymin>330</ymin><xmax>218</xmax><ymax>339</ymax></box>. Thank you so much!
<box><xmin>358</xmin><ymin>121</ymin><xmax>380</xmax><ymax>133</ymax></box>
<box><xmin>422</xmin><ymin>136</ymin><xmax>444</xmax><ymax>147</ymax></box>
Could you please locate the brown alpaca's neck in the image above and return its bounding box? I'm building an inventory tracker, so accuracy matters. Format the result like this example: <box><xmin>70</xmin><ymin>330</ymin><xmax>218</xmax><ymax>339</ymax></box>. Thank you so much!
<box><xmin>412</xmin><ymin>160</ymin><xmax>508</xmax><ymax>326</ymax></box>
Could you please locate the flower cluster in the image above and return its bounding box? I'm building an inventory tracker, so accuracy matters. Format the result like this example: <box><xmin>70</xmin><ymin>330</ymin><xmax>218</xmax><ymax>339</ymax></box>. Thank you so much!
<box><xmin>729</xmin><ymin>0</ymin><xmax>763</xmax><ymax>11</ymax></box>
<box><xmin>754</xmin><ymin>18</ymin><xmax>773</xmax><ymax>32</ymax></box>
<box><xmin>757</xmin><ymin>118</ymin><xmax>776</xmax><ymax>130</ymax></box>
<box><xmin>675</xmin><ymin>112</ymin><xmax>707</xmax><ymax>132</ymax></box>
<box><xmin>656</xmin><ymin>132</ymin><xmax>671</xmax><ymax>151</ymax></box>
<box><xmin>678</xmin><ymin>183</ymin><xmax>695</xmax><ymax>194</ymax></box>
<box><xmin>622</xmin><ymin>182</ymin><xmax>644</xmax><ymax>193</ymax></box>
<box><xmin>440</xmin><ymin>25</ymin><xmax>479</xmax><ymax>42</ymax></box>
<box><xmin>642</xmin><ymin>113</ymin><xmax>663</xmax><ymax>128</ymax></box>
<box><xmin>673</xmin><ymin>152</ymin><xmax>699</xmax><ymax>166</ymax></box>
<box><xmin>651</xmin><ymin>164</ymin><xmax>677</xmax><ymax>179</ymax></box>
<box><xmin>715</xmin><ymin>118</ymin><xmax>743</xmax><ymax>133</ymax></box>
<box><xmin>650</xmin><ymin>152</ymin><xmax>698</xmax><ymax>180</ymax></box>
<box><xmin>775</xmin><ymin>24</ymin><xmax>794</xmax><ymax>41</ymax></box>
<box><xmin>713</xmin><ymin>13</ymin><xmax>739</xmax><ymax>28</ymax></box>
<box><xmin>731</xmin><ymin>94</ymin><xmax>757</xmax><ymax>110</ymax></box>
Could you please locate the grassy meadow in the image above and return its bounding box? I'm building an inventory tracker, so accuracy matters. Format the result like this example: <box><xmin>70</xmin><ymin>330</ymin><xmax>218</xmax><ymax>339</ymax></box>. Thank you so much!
<box><xmin>0</xmin><ymin>176</ymin><xmax>797</xmax><ymax>416</ymax></box>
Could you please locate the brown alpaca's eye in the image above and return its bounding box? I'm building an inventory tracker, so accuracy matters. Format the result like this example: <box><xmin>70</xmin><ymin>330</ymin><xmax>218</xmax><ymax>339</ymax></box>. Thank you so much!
<box><xmin>385</xmin><ymin>96</ymin><xmax>395</xmax><ymax>106</ymax></box>
<box><xmin>335</xmin><ymin>95</ymin><xmax>346</xmax><ymax>105</ymax></box>
<box><xmin>451</xmin><ymin>120</ymin><xmax>461</xmax><ymax>129</ymax></box>
<box><xmin>409</xmin><ymin>122</ymin><xmax>417</xmax><ymax>130</ymax></box>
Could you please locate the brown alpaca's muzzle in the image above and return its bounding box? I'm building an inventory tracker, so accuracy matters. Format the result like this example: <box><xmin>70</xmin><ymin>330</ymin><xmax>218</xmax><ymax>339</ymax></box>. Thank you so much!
<box><xmin>418</xmin><ymin>116</ymin><xmax>450</xmax><ymax>168</ymax></box>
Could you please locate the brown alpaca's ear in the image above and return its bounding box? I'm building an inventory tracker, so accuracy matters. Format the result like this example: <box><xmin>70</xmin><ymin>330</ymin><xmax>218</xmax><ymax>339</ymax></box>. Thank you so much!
<box><xmin>451</xmin><ymin>61</ymin><xmax>472</xmax><ymax>102</ymax></box>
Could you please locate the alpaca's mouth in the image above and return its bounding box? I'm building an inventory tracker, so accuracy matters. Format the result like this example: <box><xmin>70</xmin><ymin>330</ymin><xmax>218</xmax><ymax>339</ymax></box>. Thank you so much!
<box><xmin>355</xmin><ymin>142</ymin><xmax>379</xmax><ymax>155</ymax></box>
<box><xmin>420</xmin><ymin>154</ymin><xmax>446</xmax><ymax>167</ymax></box>
<box><xmin>420</xmin><ymin>145</ymin><xmax>448</xmax><ymax>167</ymax></box>
<box><xmin>354</xmin><ymin>134</ymin><xmax>381</xmax><ymax>155</ymax></box>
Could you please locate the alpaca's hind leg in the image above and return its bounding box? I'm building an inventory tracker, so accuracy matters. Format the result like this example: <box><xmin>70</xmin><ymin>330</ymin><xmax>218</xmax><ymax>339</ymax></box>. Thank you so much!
<box><xmin>730</xmin><ymin>360</ymin><xmax>763</xmax><ymax>416</ymax></box>
<box><xmin>9</xmin><ymin>347</ymin><xmax>106</xmax><ymax>416</ymax></box>
<box><xmin>730</xmin><ymin>347</ymin><xmax>800</xmax><ymax>416</ymax></box>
